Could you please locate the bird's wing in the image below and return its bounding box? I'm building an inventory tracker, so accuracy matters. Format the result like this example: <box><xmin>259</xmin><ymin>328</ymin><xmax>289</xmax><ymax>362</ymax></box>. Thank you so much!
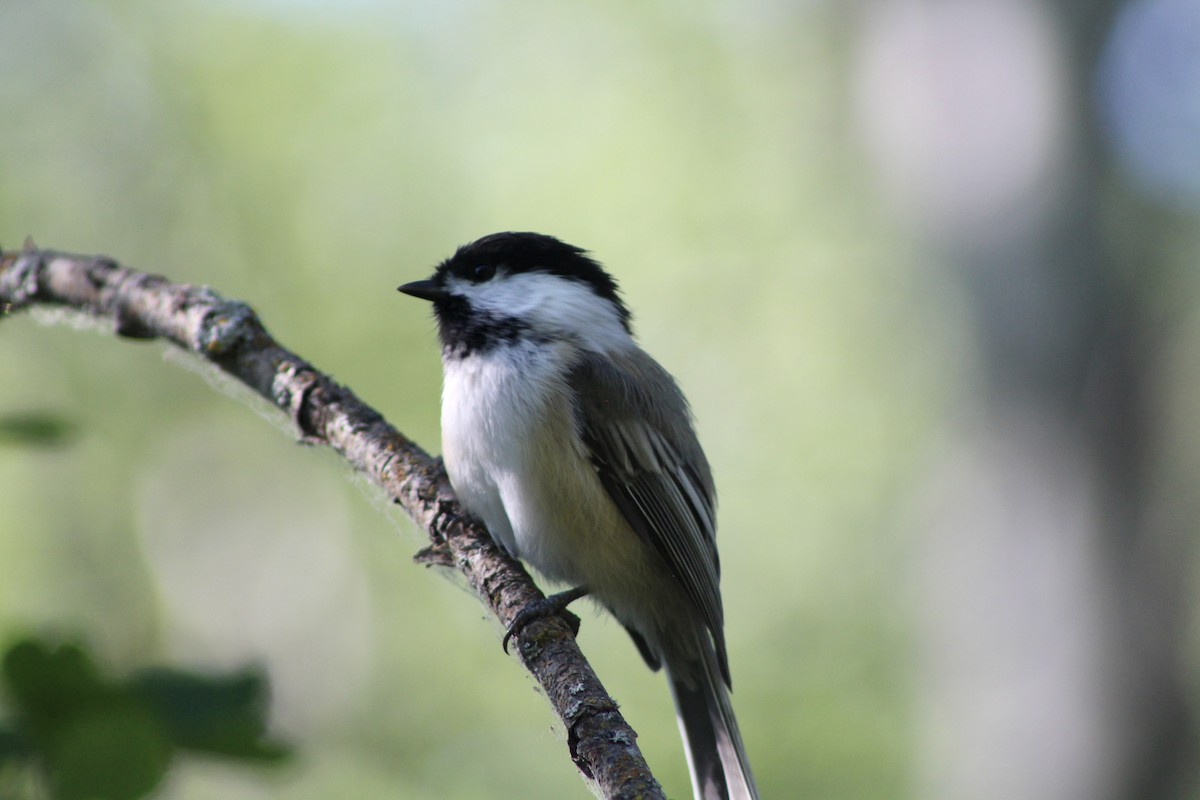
<box><xmin>567</xmin><ymin>349</ymin><xmax>729</xmax><ymax>681</ymax></box>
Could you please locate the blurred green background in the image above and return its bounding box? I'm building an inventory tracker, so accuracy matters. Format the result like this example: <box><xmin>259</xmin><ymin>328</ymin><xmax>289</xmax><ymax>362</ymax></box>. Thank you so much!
<box><xmin>2</xmin><ymin>1</ymin><xmax>1199</xmax><ymax>798</ymax></box>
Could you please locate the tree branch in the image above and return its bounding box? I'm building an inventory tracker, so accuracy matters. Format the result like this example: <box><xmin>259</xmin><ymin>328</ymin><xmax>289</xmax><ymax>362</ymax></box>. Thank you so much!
<box><xmin>0</xmin><ymin>243</ymin><xmax>666</xmax><ymax>800</ymax></box>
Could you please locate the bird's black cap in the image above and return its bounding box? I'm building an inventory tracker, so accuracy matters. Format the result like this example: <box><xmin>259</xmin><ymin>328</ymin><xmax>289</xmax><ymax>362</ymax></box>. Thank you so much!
<box><xmin>432</xmin><ymin>232</ymin><xmax>631</xmax><ymax>329</ymax></box>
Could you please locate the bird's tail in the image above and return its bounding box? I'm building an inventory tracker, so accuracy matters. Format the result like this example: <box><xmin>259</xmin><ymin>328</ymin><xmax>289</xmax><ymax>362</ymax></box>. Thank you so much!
<box><xmin>668</xmin><ymin>645</ymin><xmax>758</xmax><ymax>800</ymax></box>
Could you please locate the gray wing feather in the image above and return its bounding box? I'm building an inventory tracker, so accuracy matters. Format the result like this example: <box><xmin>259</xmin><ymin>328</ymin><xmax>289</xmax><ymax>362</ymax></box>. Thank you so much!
<box><xmin>568</xmin><ymin>350</ymin><xmax>730</xmax><ymax>683</ymax></box>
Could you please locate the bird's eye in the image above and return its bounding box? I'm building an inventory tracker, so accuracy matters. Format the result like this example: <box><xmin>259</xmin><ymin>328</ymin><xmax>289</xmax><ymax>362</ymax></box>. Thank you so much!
<box><xmin>472</xmin><ymin>264</ymin><xmax>496</xmax><ymax>282</ymax></box>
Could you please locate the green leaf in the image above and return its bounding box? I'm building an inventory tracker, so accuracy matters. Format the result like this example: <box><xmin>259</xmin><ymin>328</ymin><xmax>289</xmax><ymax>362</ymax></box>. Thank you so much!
<box><xmin>3</xmin><ymin>640</ymin><xmax>105</xmax><ymax>723</ymax></box>
<box><xmin>0</xmin><ymin>724</ymin><xmax>30</xmax><ymax>764</ymax></box>
<box><xmin>43</xmin><ymin>698</ymin><xmax>173</xmax><ymax>800</ymax></box>
<box><xmin>131</xmin><ymin>669</ymin><xmax>289</xmax><ymax>761</ymax></box>
<box><xmin>0</xmin><ymin>413</ymin><xmax>77</xmax><ymax>447</ymax></box>
<box><xmin>1</xmin><ymin>636</ymin><xmax>289</xmax><ymax>799</ymax></box>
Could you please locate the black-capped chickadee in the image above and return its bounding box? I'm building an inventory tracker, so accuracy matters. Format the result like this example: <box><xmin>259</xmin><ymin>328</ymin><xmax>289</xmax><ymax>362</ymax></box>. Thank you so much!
<box><xmin>399</xmin><ymin>232</ymin><xmax>758</xmax><ymax>800</ymax></box>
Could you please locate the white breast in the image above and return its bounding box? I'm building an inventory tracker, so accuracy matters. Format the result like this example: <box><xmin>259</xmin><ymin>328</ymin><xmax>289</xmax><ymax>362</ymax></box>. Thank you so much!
<box><xmin>440</xmin><ymin>343</ymin><xmax>656</xmax><ymax>597</ymax></box>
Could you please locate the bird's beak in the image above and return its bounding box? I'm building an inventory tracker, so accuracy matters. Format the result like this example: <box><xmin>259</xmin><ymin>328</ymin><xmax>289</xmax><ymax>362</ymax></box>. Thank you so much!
<box><xmin>397</xmin><ymin>279</ymin><xmax>448</xmax><ymax>302</ymax></box>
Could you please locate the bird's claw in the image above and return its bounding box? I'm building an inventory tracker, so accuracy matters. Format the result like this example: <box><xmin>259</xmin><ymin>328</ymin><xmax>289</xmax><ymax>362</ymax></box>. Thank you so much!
<box><xmin>502</xmin><ymin>586</ymin><xmax>589</xmax><ymax>654</ymax></box>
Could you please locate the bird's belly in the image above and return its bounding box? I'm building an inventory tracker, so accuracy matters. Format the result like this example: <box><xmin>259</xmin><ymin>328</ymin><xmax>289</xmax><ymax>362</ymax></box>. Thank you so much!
<box><xmin>441</xmin><ymin>354</ymin><xmax>661</xmax><ymax>602</ymax></box>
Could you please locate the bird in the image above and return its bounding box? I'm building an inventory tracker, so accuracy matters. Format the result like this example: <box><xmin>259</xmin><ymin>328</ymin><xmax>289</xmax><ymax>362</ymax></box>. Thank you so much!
<box><xmin>398</xmin><ymin>232</ymin><xmax>758</xmax><ymax>800</ymax></box>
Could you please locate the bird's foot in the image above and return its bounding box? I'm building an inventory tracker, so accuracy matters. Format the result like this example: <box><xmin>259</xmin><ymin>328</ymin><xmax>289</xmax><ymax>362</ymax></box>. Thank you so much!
<box><xmin>502</xmin><ymin>586</ymin><xmax>589</xmax><ymax>654</ymax></box>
